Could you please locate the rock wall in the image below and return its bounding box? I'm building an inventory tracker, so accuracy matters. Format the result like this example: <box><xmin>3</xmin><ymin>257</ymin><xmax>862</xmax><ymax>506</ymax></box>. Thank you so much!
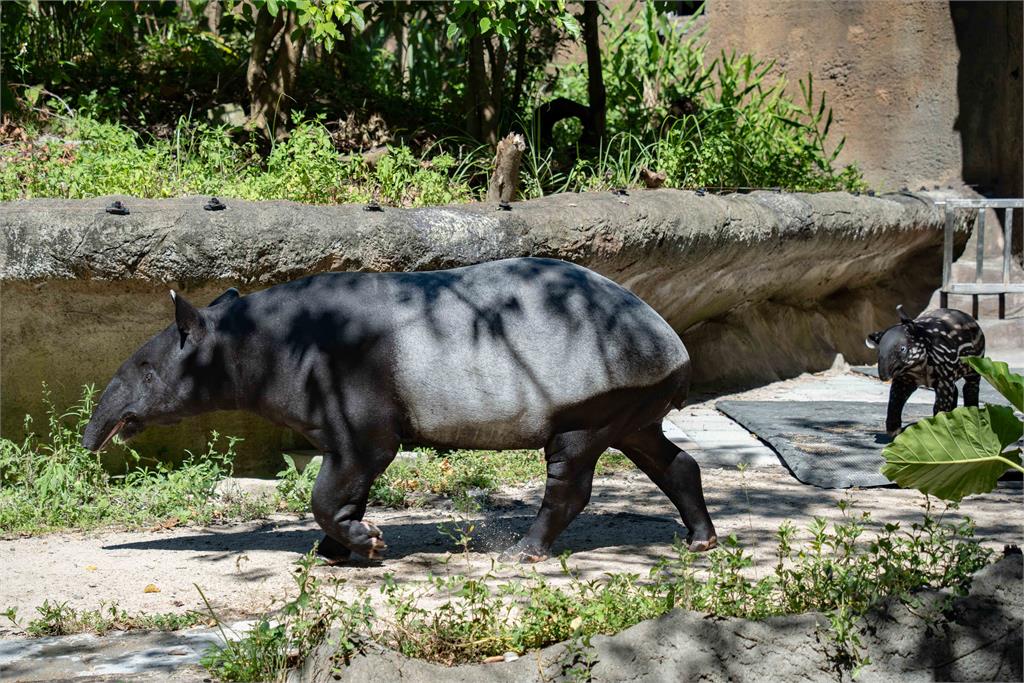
<box><xmin>0</xmin><ymin>190</ymin><xmax>967</xmax><ymax>473</ymax></box>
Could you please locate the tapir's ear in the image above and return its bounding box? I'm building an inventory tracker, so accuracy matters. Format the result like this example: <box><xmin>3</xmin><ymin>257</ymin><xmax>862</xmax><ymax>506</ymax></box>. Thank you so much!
<box><xmin>208</xmin><ymin>288</ymin><xmax>240</xmax><ymax>307</ymax></box>
<box><xmin>865</xmin><ymin>331</ymin><xmax>884</xmax><ymax>349</ymax></box>
<box><xmin>170</xmin><ymin>290</ymin><xmax>206</xmax><ymax>347</ymax></box>
<box><xmin>897</xmin><ymin>305</ymin><xmax>913</xmax><ymax>325</ymax></box>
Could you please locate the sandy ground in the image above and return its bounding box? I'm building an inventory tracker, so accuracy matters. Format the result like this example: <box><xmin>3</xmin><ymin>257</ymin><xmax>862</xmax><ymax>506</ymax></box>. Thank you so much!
<box><xmin>2</xmin><ymin>466</ymin><xmax>1021</xmax><ymax>639</ymax></box>
<box><xmin>1</xmin><ymin>366</ymin><xmax>1022</xmax><ymax>640</ymax></box>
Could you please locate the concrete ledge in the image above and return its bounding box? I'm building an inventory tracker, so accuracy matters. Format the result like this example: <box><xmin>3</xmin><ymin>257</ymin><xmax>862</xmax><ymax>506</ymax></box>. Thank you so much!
<box><xmin>0</xmin><ymin>190</ymin><xmax>968</xmax><ymax>472</ymax></box>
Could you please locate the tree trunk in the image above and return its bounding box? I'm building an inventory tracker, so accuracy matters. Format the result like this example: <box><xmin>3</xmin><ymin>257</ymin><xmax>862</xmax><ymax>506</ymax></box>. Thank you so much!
<box><xmin>246</xmin><ymin>6</ymin><xmax>280</xmax><ymax>135</ymax></box>
<box><xmin>481</xmin><ymin>37</ymin><xmax>506</xmax><ymax>145</ymax></box>
<box><xmin>465</xmin><ymin>33</ymin><xmax>488</xmax><ymax>141</ymax></box>
<box><xmin>487</xmin><ymin>133</ymin><xmax>526</xmax><ymax>203</ymax></box>
<box><xmin>247</xmin><ymin>8</ymin><xmax>306</xmax><ymax>139</ymax></box>
<box><xmin>582</xmin><ymin>0</ymin><xmax>606</xmax><ymax>141</ymax></box>
<box><xmin>509</xmin><ymin>29</ymin><xmax>528</xmax><ymax>124</ymax></box>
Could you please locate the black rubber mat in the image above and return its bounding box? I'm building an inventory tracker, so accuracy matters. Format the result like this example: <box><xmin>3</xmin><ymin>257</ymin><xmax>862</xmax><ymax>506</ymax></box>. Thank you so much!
<box><xmin>715</xmin><ymin>400</ymin><xmax>935</xmax><ymax>489</ymax></box>
<box><xmin>850</xmin><ymin>366</ymin><xmax>1016</xmax><ymax>407</ymax></box>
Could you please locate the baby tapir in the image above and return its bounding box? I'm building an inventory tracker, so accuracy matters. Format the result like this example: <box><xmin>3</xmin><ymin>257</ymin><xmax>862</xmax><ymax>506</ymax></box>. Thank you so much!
<box><xmin>865</xmin><ymin>305</ymin><xmax>985</xmax><ymax>437</ymax></box>
<box><xmin>82</xmin><ymin>257</ymin><xmax>717</xmax><ymax>563</ymax></box>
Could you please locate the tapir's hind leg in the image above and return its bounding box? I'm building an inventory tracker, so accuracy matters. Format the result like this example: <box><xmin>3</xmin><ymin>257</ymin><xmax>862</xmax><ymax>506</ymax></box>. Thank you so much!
<box><xmin>311</xmin><ymin>446</ymin><xmax>396</xmax><ymax>563</ymax></box>
<box><xmin>499</xmin><ymin>429</ymin><xmax>607</xmax><ymax>564</ymax></box>
<box><xmin>614</xmin><ymin>423</ymin><xmax>717</xmax><ymax>552</ymax></box>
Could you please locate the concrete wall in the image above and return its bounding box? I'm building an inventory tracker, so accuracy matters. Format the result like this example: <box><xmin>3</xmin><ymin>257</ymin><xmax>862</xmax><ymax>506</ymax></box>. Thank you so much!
<box><xmin>0</xmin><ymin>191</ymin><xmax>967</xmax><ymax>475</ymax></box>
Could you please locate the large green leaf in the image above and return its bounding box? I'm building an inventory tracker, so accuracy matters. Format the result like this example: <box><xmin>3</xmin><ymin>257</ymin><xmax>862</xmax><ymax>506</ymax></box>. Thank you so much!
<box><xmin>881</xmin><ymin>405</ymin><xmax>1023</xmax><ymax>501</ymax></box>
<box><xmin>963</xmin><ymin>356</ymin><xmax>1024</xmax><ymax>411</ymax></box>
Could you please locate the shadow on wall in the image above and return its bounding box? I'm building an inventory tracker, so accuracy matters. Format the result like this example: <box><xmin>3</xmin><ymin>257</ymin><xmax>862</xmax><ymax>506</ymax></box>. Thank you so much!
<box><xmin>951</xmin><ymin>0</ymin><xmax>1024</xmax><ymax>263</ymax></box>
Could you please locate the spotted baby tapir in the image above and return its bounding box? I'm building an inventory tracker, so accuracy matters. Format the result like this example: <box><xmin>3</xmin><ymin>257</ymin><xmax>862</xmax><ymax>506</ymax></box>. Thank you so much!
<box><xmin>865</xmin><ymin>306</ymin><xmax>985</xmax><ymax>437</ymax></box>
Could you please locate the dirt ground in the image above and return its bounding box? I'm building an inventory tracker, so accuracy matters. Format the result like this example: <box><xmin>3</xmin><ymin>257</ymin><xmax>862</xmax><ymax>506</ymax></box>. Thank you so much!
<box><xmin>3</xmin><ymin>366</ymin><xmax>1023</xmax><ymax>639</ymax></box>
<box><xmin>2</xmin><ymin>465</ymin><xmax>1021</xmax><ymax>638</ymax></box>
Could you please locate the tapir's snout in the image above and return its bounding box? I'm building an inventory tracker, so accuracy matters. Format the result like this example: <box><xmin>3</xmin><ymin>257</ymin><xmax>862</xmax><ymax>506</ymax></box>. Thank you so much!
<box><xmin>82</xmin><ymin>411</ymin><xmax>128</xmax><ymax>452</ymax></box>
<box><xmin>82</xmin><ymin>378</ymin><xmax>141</xmax><ymax>452</ymax></box>
<box><xmin>878</xmin><ymin>361</ymin><xmax>893</xmax><ymax>382</ymax></box>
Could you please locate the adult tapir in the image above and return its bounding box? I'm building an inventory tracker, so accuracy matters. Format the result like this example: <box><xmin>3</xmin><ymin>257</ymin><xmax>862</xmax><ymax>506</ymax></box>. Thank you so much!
<box><xmin>83</xmin><ymin>257</ymin><xmax>717</xmax><ymax>563</ymax></box>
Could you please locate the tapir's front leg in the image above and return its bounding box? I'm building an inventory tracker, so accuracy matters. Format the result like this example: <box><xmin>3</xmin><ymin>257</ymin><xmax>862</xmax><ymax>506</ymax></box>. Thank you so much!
<box><xmin>311</xmin><ymin>448</ymin><xmax>395</xmax><ymax>563</ymax></box>
<box><xmin>886</xmin><ymin>378</ymin><xmax>917</xmax><ymax>438</ymax></box>
<box><xmin>933</xmin><ymin>379</ymin><xmax>958</xmax><ymax>415</ymax></box>
<box><xmin>963</xmin><ymin>371</ymin><xmax>981</xmax><ymax>408</ymax></box>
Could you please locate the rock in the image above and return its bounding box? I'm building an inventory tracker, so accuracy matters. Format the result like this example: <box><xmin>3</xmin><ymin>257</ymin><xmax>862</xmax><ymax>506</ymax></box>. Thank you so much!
<box><xmin>206</xmin><ymin>103</ymin><xmax>248</xmax><ymax>128</ymax></box>
<box><xmin>214</xmin><ymin>477</ymin><xmax>279</xmax><ymax>500</ymax></box>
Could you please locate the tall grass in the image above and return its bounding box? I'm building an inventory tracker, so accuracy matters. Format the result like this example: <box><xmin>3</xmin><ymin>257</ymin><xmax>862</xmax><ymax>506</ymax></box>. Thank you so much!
<box><xmin>0</xmin><ymin>385</ymin><xmax>267</xmax><ymax>533</ymax></box>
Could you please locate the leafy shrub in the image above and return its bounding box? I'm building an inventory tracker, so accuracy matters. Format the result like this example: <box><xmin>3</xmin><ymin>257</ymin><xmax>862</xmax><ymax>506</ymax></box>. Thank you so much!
<box><xmin>0</xmin><ymin>112</ymin><xmax>480</xmax><ymax>205</ymax></box>
<box><xmin>551</xmin><ymin>3</ymin><xmax>865</xmax><ymax>193</ymax></box>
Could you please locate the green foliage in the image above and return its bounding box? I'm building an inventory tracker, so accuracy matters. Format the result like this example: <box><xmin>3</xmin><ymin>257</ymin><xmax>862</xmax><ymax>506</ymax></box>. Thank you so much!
<box><xmin>550</xmin><ymin>2</ymin><xmax>863</xmax><ymax>192</ymax></box>
<box><xmin>253</xmin><ymin>0</ymin><xmax>365</xmax><ymax>51</ymax></box>
<box><xmin>882</xmin><ymin>356</ymin><xmax>1024</xmax><ymax>501</ymax></box>
<box><xmin>446</xmin><ymin>0</ymin><xmax>579</xmax><ymax>42</ymax></box>
<box><xmin>2</xmin><ymin>0</ymin><xmax>865</xmax><ymax>199</ymax></box>
<box><xmin>0</xmin><ymin>385</ymin><xmax>268</xmax><ymax>534</ymax></box>
<box><xmin>599</xmin><ymin>1</ymin><xmax>710</xmax><ymax>136</ymax></box>
<box><xmin>0</xmin><ymin>113</ymin><xmax>479</xmax><ymax>205</ymax></box>
<box><xmin>881</xmin><ymin>406</ymin><xmax>1023</xmax><ymax>501</ymax></box>
<box><xmin>964</xmin><ymin>356</ymin><xmax>1024</xmax><ymax>411</ymax></box>
<box><xmin>655</xmin><ymin>64</ymin><xmax>862</xmax><ymax>191</ymax></box>
<box><xmin>5</xmin><ymin>601</ymin><xmax>204</xmax><ymax>637</ymax></box>
<box><xmin>200</xmin><ymin>549</ymin><xmax>374</xmax><ymax>681</ymax></box>
<box><xmin>275</xmin><ymin>448</ymin><xmax>633</xmax><ymax>514</ymax></box>
<box><xmin>200</xmin><ymin>501</ymin><xmax>991</xmax><ymax>678</ymax></box>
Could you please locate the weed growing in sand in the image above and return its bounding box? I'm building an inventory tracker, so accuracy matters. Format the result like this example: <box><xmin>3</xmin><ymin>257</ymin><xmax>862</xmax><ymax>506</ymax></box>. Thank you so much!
<box><xmin>200</xmin><ymin>500</ymin><xmax>991</xmax><ymax>680</ymax></box>
<box><xmin>0</xmin><ymin>385</ymin><xmax>268</xmax><ymax>534</ymax></box>
<box><xmin>3</xmin><ymin>601</ymin><xmax>205</xmax><ymax>636</ymax></box>
<box><xmin>199</xmin><ymin>548</ymin><xmax>373</xmax><ymax>682</ymax></box>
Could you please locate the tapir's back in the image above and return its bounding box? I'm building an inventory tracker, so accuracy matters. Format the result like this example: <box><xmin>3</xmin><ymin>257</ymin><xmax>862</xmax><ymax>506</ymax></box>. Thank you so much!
<box><xmin>233</xmin><ymin>258</ymin><xmax>687</xmax><ymax>449</ymax></box>
<box><xmin>383</xmin><ymin>258</ymin><xmax>688</xmax><ymax>447</ymax></box>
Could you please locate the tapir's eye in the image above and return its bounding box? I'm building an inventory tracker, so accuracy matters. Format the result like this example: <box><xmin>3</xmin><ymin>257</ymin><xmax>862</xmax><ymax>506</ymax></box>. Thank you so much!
<box><xmin>144</xmin><ymin>372</ymin><xmax>154</xmax><ymax>384</ymax></box>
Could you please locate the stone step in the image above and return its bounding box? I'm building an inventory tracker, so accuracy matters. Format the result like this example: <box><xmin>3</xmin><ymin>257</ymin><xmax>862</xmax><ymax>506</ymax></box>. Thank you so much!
<box><xmin>980</xmin><ymin>318</ymin><xmax>1024</xmax><ymax>353</ymax></box>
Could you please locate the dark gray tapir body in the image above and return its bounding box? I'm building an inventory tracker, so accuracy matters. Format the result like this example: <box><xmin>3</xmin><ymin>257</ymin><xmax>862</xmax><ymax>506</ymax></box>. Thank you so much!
<box><xmin>83</xmin><ymin>257</ymin><xmax>717</xmax><ymax>563</ymax></box>
<box><xmin>865</xmin><ymin>305</ymin><xmax>985</xmax><ymax>438</ymax></box>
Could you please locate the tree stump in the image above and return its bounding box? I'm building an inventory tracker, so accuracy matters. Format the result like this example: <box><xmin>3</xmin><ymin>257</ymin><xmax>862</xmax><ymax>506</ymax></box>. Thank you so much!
<box><xmin>487</xmin><ymin>133</ymin><xmax>526</xmax><ymax>204</ymax></box>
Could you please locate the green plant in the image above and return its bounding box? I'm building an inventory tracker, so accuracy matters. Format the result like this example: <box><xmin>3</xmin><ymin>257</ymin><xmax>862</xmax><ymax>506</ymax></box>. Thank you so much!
<box><xmin>882</xmin><ymin>357</ymin><xmax>1023</xmax><ymax>500</ymax></box>
<box><xmin>5</xmin><ymin>601</ymin><xmax>205</xmax><ymax>637</ymax></box>
<box><xmin>275</xmin><ymin>453</ymin><xmax>320</xmax><ymax>512</ymax></box>
<box><xmin>200</xmin><ymin>547</ymin><xmax>373</xmax><ymax>682</ymax></box>
<box><xmin>0</xmin><ymin>385</ymin><xmax>266</xmax><ymax>534</ymax></box>
<box><xmin>191</xmin><ymin>500</ymin><xmax>989</xmax><ymax>678</ymax></box>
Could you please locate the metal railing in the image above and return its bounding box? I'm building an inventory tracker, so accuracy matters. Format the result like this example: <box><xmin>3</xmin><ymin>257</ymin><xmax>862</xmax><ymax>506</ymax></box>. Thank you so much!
<box><xmin>939</xmin><ymin>197</ymin><xmax>1024</xmax><ymax>319</ymax></box>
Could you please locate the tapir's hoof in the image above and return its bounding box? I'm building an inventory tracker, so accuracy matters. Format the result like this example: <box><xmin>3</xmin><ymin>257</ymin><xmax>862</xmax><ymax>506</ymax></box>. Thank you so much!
<box><xmin>687</xmin><ymin>535</ymin><xmax>718</xmax><ymax>553</ymax></box>
<box><xmin>356</xmin><ymin>521</ymin><xmax>387</xmax><ymax>560</ymax></box>
<box><xmin>498</xmin><ymin>540</ymin><xmax>549</xmax><ymax>564</ymax></box>
<box><xmin>316</xmin><ymin>534</ymin><xmax>352</xmax><ymax>566</ymax></box>
<box><xmin>367</xmin><ymin>537</ymin><xmax>388</xmax><ymax>560</ymax></box>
